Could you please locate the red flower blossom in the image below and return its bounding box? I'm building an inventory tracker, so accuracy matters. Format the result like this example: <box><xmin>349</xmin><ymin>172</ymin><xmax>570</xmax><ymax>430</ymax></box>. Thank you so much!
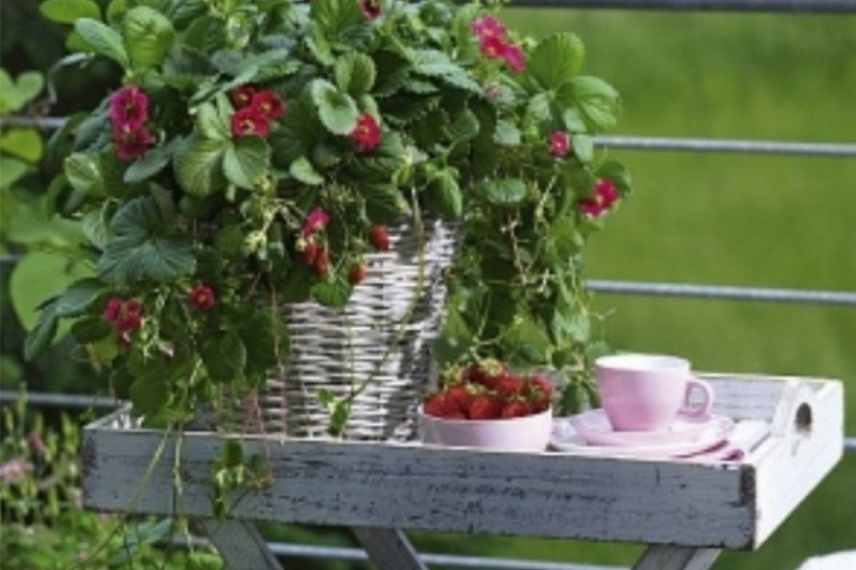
<box><xmin>301</xmin><ymin>208</ymin><xmax>331</xmax><ymax>237</ymax></box>
<box><xmin>359</xmin><ymin>0</ymin><xmax>381</xmax><ymax>20</ymax></box>
<box><xmin>549</xmin><ymin>131</ymin><xmax>571</xmax><ymax>158</ymax></box>
<box><xmin>231</xmin><ymin>107</ymin><xmax>270</xmax><ymax>138</ymax></box>
<box><xmin>501</xmin><ymin>43</ymin><xmax>526</xmax><ymax>73</ymax></box>
<box><xmin>188</xmin><ymin>285</ymin><xmax>216</xmax><ymax>311</ymax></box>
<box><xmin>251</xmin><ymin>90</ymin><xmax>285</xmax><ymax>120</ymax></box>
<box><xmin>471</xmin><ymin>16</ymin><xmax>506</xmax><ymax>40</ymax></box>
<box><xmin>110</xmin><ymin>85</ymin><xmax>149</xmax><ymax>134</ymax></box>
<box><xmin>114</xmin><ymin>126</ymin><xmax>155</xmax><ymax>162</ymax></box>
<box><xmin>103</xmin><ymin>297</ymin><xmax>123</xmax><ymax>323</ymax></box>
<box><xmin>578</xmin><ymin>178</ymin><xmax>620</xmax><ymax>218</ymax></box>
<box><xmin>479</xmin><ymin>36</ymin><xmax>506</xmax><ymax>60</ymax></box>
<box><xmin>350</xmin><ymin>114</ymin><xmax>382</xmax><ymax>153</ymax></box>
<box><xmin>230</xmin><ymin>85</ymin><xmax>257</xmax><ymax>109</ymax></box>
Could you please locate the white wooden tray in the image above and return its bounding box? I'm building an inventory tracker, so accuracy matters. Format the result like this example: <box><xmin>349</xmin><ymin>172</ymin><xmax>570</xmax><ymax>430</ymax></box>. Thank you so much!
<box><xmin>80</xmin><ymin>373</ymin><xmax>843</xmax><ymax>570</ymax></box>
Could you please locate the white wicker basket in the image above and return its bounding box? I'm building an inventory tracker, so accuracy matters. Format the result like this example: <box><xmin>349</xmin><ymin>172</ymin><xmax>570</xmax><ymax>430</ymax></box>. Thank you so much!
<box><xmin>259</xmin><ymin>217</ymin><xmax>459</xmax><ymax>441</ymax></box>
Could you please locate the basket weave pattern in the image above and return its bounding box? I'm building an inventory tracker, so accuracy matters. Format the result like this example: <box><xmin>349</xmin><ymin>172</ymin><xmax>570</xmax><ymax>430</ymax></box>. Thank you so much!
<box><xmin>260</xmin><ymin>218</ymin><xmax>459</xmax><ymax>441</ymax></box>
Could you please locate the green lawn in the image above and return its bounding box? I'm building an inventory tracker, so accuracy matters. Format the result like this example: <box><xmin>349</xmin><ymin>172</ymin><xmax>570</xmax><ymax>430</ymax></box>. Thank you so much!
<box><xmin>413</xmin><ymin>9</ymin><xmax>856</xmax><ymax>570</ymax></box>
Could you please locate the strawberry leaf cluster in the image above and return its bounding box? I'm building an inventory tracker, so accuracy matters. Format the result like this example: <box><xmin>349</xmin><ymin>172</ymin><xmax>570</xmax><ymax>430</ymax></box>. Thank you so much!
<box><xmin>27</xmin><ymin>0</ymin><xmax>630</xmax><ymax>428</ymax></box>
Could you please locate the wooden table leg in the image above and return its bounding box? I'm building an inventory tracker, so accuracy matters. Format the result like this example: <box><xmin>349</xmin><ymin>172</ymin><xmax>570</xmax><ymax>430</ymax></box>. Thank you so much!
<box><xmin>633</xmin><ymin>546</ymin><xmax>721</xmax><ymax>570</ymax></box>
<box><xmin>201</xmin><ymin>519</ymin><xmax>283</xmax><ymax>570</ymax></box>
<box><xmin>353</xmin><ymin>527</ymin><xmax>428</xmax><ymax>570</ymax></box>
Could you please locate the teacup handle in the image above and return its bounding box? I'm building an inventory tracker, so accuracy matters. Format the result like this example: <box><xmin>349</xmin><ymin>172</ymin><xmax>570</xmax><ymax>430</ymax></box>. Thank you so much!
<box><xmin>680</xmin><ymin>376</ymin><xmax>714</xmax><ymax>418</ymax></box>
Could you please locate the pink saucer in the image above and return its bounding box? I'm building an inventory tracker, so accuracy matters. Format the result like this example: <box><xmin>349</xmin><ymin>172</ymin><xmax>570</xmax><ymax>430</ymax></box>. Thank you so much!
<box><xmin>569</xmin><ymin>409</ymin><xmax>733</xmax><ymax>447</ymax></box>
<box><xmin>550</xmin><ymin>417</ymin><xmax>731</xmax><ymax>459</ymax></box>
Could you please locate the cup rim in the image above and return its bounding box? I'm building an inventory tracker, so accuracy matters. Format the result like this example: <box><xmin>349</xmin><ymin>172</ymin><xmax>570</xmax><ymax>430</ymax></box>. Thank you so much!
<box><xmin>595</xmin><ymin>353</ymin><xmax>690</xmax><ymax>373</ymax></box>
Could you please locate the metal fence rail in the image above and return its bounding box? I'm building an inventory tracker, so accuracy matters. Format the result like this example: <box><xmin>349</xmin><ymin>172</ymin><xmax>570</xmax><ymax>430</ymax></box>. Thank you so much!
<box><xmin>510</xmin><ymin>0</ymin><xmax>856</xmax><ymax>13</ymax></box>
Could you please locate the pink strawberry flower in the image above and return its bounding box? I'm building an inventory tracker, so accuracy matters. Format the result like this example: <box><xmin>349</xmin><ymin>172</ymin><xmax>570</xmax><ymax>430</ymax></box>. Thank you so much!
<box><xmin>114</xmin><ymin>127</ymin><xmax>155</xmax><ymax>162</ymax></box>
<box><xmin>103</xmin><ymin>297</ymin><xmax>123</xmax><ymax>323</ymax></box>
<box><xmin>350</xmin><ymin>113</ymin><xmax>382</xmax><ymax>153</ymax></box>
<box><xmin>501</xmin><ymin>43</ymin><xmax>526</xmax><ymax>73</ymax></box>
<box><xmin>479</xmin><ymin>36</ymin><xmax>507</xmax><ymax>60</ymax></box>
<box><xmin>595</xmin><ymin>178</ymin><xmax>619</xmax><ymax>207</ymax></box>
<box><xmin>231</xmin><ymin>107</ymin><xmax>270</xmax><ymax>138</ymax></box>
<box><xmin>549</xmin><ymin>131</ymin><xmax>571</xmax><ymax>158</ymax></box>
<box><xmin>578</xmin><ymin>198</ymin><xmax>604</xmax><ymax>218</ymax></box>
<box><xmin>359</xmin><ymin>0</ymin><xmax>381</xmax><ymax>20</ymax></box>
<box><xmin>110</xmin><ymin>85</ymin><xmax>149</xmax><ymax>134</ymax></box>
<box><xmin>471</xmin><ymin>16</ymin><xmax>506</xmax><ymax>40</ymax></box>
<box><xmin>301</xmin><ymin>208</ymin><xmax>331</xmax><ymax>237</ymax></box>
<box><xmin>251</xmin><ymin>90</ymin><xmax>285</xmax><ymax>120</ymax></box>
<box><xmin>230</xmin><ymin>85</ymin><xmax>257</xmax><ymax>109</ymax></box>
<box><xmin>188</xmin><ymin>284</ymin><xmax>216</xmax><ymax>311</ymax></box>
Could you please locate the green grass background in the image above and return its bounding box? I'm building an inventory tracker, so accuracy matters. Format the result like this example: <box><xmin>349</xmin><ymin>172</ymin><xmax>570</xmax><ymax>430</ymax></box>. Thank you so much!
<box><xmin>412</xmin><ymin>9</ymin><xmax>856</xmax><ymax>570</ymax></box>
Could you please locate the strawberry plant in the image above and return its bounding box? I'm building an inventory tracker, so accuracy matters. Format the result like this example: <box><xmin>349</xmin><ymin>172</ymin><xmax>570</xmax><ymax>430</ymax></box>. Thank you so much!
<box><xmin>23</xmin><ymin>0</ymin><xmax>629</xmax><ymax>435</ymax></box>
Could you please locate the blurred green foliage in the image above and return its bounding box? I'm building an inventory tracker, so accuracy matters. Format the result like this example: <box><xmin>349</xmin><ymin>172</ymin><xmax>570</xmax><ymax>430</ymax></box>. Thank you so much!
<box><xmin>0</xmin><ymin>2</ymin><xmax>854</xmax><ymax>570</ymax></box>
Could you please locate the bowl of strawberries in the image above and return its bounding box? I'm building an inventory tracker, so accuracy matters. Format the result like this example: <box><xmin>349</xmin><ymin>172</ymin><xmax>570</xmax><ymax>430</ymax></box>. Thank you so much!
<box><xmin>418</xmin><ymin>360</ymin><xmax>554</xmax><ymax>452</ymax></box>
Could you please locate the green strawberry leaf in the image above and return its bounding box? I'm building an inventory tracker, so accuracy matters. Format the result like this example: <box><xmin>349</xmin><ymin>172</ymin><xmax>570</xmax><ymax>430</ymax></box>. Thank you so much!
<box><xmin>429</xmin><ymin>169</ymin><xmax>463</xmax><ymax>219</ymax></box>
<box><xmin>124</xmin><ymin>6</ymin><xmax>175</xmax><ymax>70</ymax></box>
<box><xmin>335</xmin><ymin>52</ymin><xmax>377</xmax><ymax>96</ymax></box>
<box><xmin>362</xmin><ymin>183</ymin><xmax>411</xmax><ymax>224</ymax></box>
<box><xmin>528</xmin><ymin>33</ymin><xmax>585</xmax><ymax>90</ymax></box>
<box><xmin>124</xmin><ymin>139</ymin><xmax>179</xmax><ymax>183</ymax></box>
<box><xmin>173</xmin><ymin>134</ymin><xmax>228</xmax><ymax>196</ymax></box>
<box><xmin>40</xmin><ymin>0</ymin><xmax>102</xmax><ymax>24</ymax></box>
<box><xmin>0</xmin><ymin>71</ymin><xmax>44</xmax><ymax>114</ymax></box>
<box><xmin>568</xmin><ymin>76</ymin><xmax>621</xmax><ymax>132</ymax></box>
<box><xmin>0</xmin><ymin>129</ymin><xmax>43</xmax><ymax>163</ymax></box>
<box><xmin>74</xmin><ymin>18</ymin><xmax>129</xmax><ymax>67</ymax></box>
<box><xmin>223</xmin><ymin>136</ymin><xmax>271</xmax><ymax>190</ymax></box>
<box><xmin>289</xmin><ymin>156</ymin><xmax>324</xmax><ymax>186</ymax></box>
<box><xmin>480</xmin><ymin>178</ymin><xmax>528</xmax><ymax>206</ymax></box>
<box><xmin>202</xmin><ymin>332</ymin><xmax>247</xmax><ymax>383</ymax></box>
<box><xmin>0</xmin><ymin>157</ymin><xmax>28</xmax><ymax>188</ymax></box>
<box><xmin>311</xmin><ymin>278</ymin><xmax>350</xmax><ymax>309</ymax></box>
<box><xmin>310</xmin><ymin>79</ymin><xmax>359</xmax><ymax>135</ymax></box>
<box><xmin>97</xmin><ymin>196</ymin><xmax>196</xmax><ymax>284</ymax></box>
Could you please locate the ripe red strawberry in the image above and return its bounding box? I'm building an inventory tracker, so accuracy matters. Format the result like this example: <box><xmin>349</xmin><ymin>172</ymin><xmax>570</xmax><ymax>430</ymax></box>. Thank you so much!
<box><xmin>445</xmin><ymin>385</ymin><xmax>473</xmax><ymax>413</ymax></box>
<box><xmin>501</xmin><ymin>400</ymin><xmax>531</xmax><ymax>419</ymax></box>
<box><xmin>468</xmin><ymin>395</ymin><xmax>502</xmax><ymax>420</ymax></box>
<box><xmin>527</xmin><ymin>374</ymin><xmax>553</xmax><ymax>412</ymax></box>
<box><xmin>313</xmin><ymin>248</ymin><xmax>330</xmax><ymax>277</ymax></box>
<box><xmin>303</xmin><ymin>242</ymin><xmax>320</xmax><ymax>266</ymax></box>
<box><xmin>530</xmin><ymin>374</ymin><xmax>553</xmax><ymax>396</ymax></box>
<box><xmin>465</xmin><ymin>359</ymin><xmax>506</xmax><ymax>390</ymax></box>
<box><xmin>369</xmin><ymin>225</ymin><xmax>390</xmax><ymax>252</ymax></box>
<box><xmin>348</xmin><ymin>263</ymin><xmax>367</xmax><ymax>285</ymax></box>
<box><xmin>495</xmin><ymin>375</ymin><xmax>524</xmax><ymax>400</ymax></box>
<box><xmin>424</xmin><ymin>393</ymin><xmax>458</xmax><ymax>418</ymax></box>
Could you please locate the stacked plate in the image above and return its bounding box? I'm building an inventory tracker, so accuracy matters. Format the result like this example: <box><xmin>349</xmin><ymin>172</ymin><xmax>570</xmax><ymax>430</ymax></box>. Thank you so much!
<box><xmin>551</xmin><ymin>409</ymin><xmax>734</xmax><ymax>459</ymax></box>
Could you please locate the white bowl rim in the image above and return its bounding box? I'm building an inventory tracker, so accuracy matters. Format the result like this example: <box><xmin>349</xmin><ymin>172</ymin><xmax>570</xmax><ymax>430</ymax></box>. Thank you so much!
<box><xmin>416</xmin><ymin>404</ymin><xmax>552</xmax><ymax>426</ymax></box>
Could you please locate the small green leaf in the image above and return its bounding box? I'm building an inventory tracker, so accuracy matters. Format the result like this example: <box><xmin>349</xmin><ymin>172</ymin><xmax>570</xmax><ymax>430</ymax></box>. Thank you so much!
<box><xmin>81</xmin><ymin>204</ymin><xmax>111</xmax><ymax>249</ymax></box>
<box><xmin>202</xmin><ymin>332</ymin><xmax>247</xmax><ymax>383</ymax></box>
<box><xmin>447</xmin><ymin>109</ymin><xmax>480</xmax><ymax>143</ymax></box>
<box><xmin>129</xmin><ymin>372</ymin><xmax>169</xmax><ymax>417</ymax></box>
<box><xmin>0</xmin><ymin>129</ymin><xmax>43</xmax><ymax>163</ymax></box>
<box><xmin>311</xmin><ymin>278</ymin><xmax>350</xmax><ymax>309</ymax></box>
<box><xmin>124</xmin><ymin>6</ymin><xmax>175</xmax><ymax>70</ymax></box>
<box><xmin>223</xmin><ymin>137</ymin><xmax>271</xmax><ymax>190</ymax></box>
<box><xmin>480</xmin><ymin>178</ymin><xmax>528</xmax><ymax>206</ymax></box>
<box><xmin>362</xmin><ymin>183</ymin><xmax>411</xmax><ymax>224</ymax></box>
<box><xmin>173</xmin><ymin>134</ymin><xmax>228</xmax><ymax>196</ymax></box>
<box><xmin>123</xmin><ymin>140</ymin><xmax>177</xmax><ymax>183</ymax></box>
<box><xmin>0</xmin><ymin>71</ymin><xmax>44</xmax><ymax>114</ymax></box>
<box><xmin>310</xmin><ymin>79</ymin><xmax>359</xmax><ymax>135</ymax></box>
<box><xmin>74</xmin><ymin>18</ymin><xmax>129</xmax><ymax>67</ymax></box>
<box><xmin>71</xmin><ymin>317</ymin><xmax>113</xmax><ymax>343</ymax></box>
<box><xmin>238</xmin><ymin>307</ymin><xmax>289</xmax><ymax>377</ymax></box>
<box><xmin>97</xmin><ymin>196</ymin><xmax>196</xmax><ymax>283</ymax></box>
<box><xmin>570</xmin><ymin>76</ymin><xmax>621</xmax><ymax>132</ymax></box>
<box><xmin>334</xmin><ymin>52</ymin><xmax>376</xmax><ymax>96</ymax></box>
<box><xmin>222</xmin><ymin>440</ymin><xmax>243</xmax><ymax>467</ymax></box>
<box><xmin>40</xmin><ymin>0</ymin><xmax>102</xmax><ymax>24</ymax></box>
<box><xmin>572</xmin><ymin>134</ymin><xmax>594</xmax><ymax>163</ymax></box>
<box><xmin>196</xmin><ymin>101</ymin><xmax>230</xmax><ymax>141</ymax></box>
<box><xmin>429</xmin><ymin>170</ymin><xmax>463</xmax><ymax>219</ymax></box>
<box><xmin>289</xmin><ymin>156</ymin><xmax>324</xmax><ymax>186</ymax></box>
<box><xmin>65</xmin><ymin>151</ymin><xmax>125</xmax><ymax>197</ymax></box>
<box><xmin>528</xmin><ymin>33</ymin><xmax>585</xmax><ymax>89</ymax></box>
<box><xmin>0</xmin><ymin>157</ymin><xmax>28</xmax><ymax>188</ymax></box>
<box><xmin>493</xmin><ymin>120</ymin><xmax>521</xmax><ymax>146</ymax></box>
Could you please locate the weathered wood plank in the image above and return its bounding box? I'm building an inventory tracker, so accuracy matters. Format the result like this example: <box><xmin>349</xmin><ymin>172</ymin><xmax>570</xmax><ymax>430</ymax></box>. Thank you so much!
<box><xmin>79</xmin><ymin>374</ymin><xmax>842</xmax><ymax>552</ymax></box>
<box><xmin>633</xmin><ymin>546</ymin><xmax>721</xmax><ymax>570</ymax></box>
<box><xmin>200</xmin><ymin>520</ymin><xmax>283</xmax><ymax>570</ymax></box>
<box><xmin>353</xmin><ymin>528</ymin><xmax>427</xmax><ymax>570</ymax></box>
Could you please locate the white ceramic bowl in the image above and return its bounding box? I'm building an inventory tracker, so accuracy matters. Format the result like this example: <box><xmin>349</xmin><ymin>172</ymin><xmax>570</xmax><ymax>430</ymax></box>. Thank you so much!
<box><xmin>417</xmin><ymin>406</ymin><xmax>553</xmax><ymax>452</ymax></box>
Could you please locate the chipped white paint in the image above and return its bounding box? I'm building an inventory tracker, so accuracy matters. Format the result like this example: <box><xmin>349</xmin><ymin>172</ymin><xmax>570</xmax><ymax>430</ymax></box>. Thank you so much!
<box><xmin>81</xmin><ymin>373</ymin><xmax>842</xmax><ymax>556</ymax></box>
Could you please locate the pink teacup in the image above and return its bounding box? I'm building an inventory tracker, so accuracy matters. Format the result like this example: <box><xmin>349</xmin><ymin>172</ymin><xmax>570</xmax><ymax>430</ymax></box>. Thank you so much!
<box><xmin>595</xmin><ymin>354</ymin><xmax>714</xmax><ymax>432</ymax></box>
